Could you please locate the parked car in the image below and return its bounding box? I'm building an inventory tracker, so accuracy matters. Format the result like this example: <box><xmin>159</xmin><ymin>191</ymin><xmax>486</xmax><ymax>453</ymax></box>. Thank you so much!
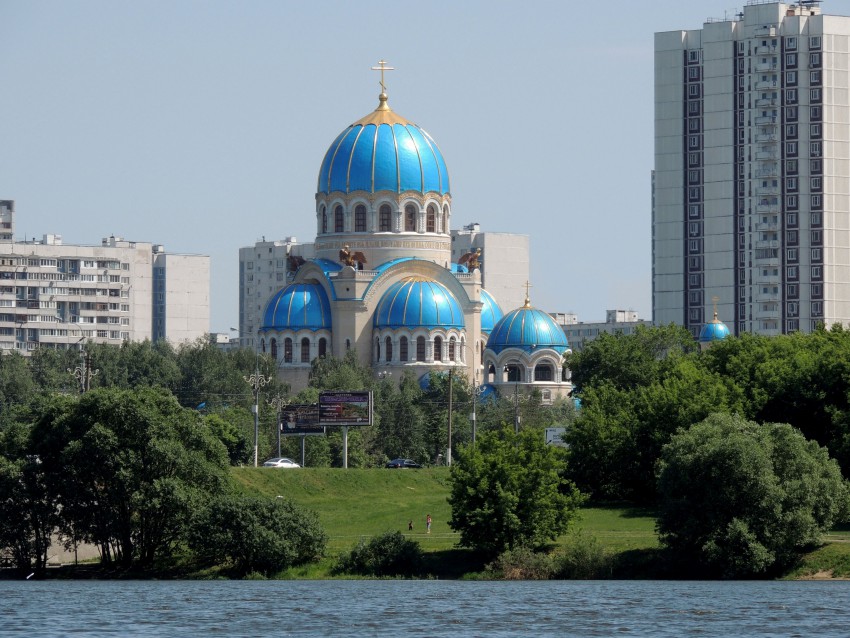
<box><xmin>262</xmin><ymin>457</ymin><xmax>301</xmax><ymax>468</ymax></box>
<box><xmin>385</xmin><ymin>458</ymin><xmax>422</xmax><ymax>469</ymax></box>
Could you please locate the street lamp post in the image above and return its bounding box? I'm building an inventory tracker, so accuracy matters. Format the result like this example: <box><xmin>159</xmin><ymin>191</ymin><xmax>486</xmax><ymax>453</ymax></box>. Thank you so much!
<box><xmin>68</xmin><ymin>345</ymin><xmax>98</xmax><ymax>393</ymax></box>
<box><xmin>244</xmin><ymin>370</ymin><xmax>272</xmax><ymax>467</ymax></box>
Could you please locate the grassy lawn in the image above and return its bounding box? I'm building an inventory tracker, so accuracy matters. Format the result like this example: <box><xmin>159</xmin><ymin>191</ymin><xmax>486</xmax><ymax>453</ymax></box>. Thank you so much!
<box><xmin>231</xmin><ymin>467</ymin><xmax>659</xmax><ymax>557</ymax></box>
<box><xmin>230</xmin><ymin>467</ymin><xmax>850</xmax><ymax>579</ymax></box>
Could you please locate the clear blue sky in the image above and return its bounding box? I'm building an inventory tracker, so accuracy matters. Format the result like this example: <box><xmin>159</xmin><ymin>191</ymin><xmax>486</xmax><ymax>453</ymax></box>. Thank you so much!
<box><xmin>1</xmin><ymin>1</ymin><xmax>737</xmax><ymax>333</ymax></box>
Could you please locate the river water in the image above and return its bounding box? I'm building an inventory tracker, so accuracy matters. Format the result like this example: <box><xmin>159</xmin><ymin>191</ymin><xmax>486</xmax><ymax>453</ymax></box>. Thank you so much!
<box><xmin>1</xmin><ymin>579</ymin><xmax>848</xmax><ymax>637</ymax></box>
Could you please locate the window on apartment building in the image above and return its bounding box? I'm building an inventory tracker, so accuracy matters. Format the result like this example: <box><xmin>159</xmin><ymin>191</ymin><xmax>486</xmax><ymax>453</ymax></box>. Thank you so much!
<box><xmin>688</xmin><ymin>170</ymin><xmax>701</xmax><ymax>184</ymax></box>
<box><xmin>811</xmin><ymin>158</ymin><xmax>823</xmax><ymax>174</ymax></box>
<box><xmin>787</xmin><ymin>301</ymin><xmax>799</xmax><ymax>316</ymax></box>
<box><xmin>737</xmin><ymin>129</ymin><xmax>746</xmax><ymax>144</ymax></box>
<box><xmin>810</xmin><ymin>51</ymin><xmax>822</xmax><ymax>67</ymax></box>
<box><xmin>786</xmin><ymin>37</ymin><xmax>797</xmax><ymax>51</ymax></box>
<box><xmin>812</xmin><ymin>283</ymin><xmax>823</xmax><ymax>298</ymax></box>
<box><xmin>786</xmin><ymin>105</ymin><xmax>798</xmax><ymax>121</ymax></box>
<box><xmin>812</xmin><ymin>229</ymin><xmax>823</xmax><ymax>245</ymax></box>
<box><xmin>810</xmin><ymin>88</ymin><xmax>822</xmax><ymax>103</ymax></box>
<box><xmin>786</xmin><ymin>159</ymin><xmax>798</xmax><ymax>174</ymax></box>
<box><xmin>787</xmin><ymin>247</ymin><xmax>798</xmax><ymax>262</ymax></box>
<box><xmin>787</xmin><ymin>283</ymin><xmax>799</xmax><ymax>298</ymax></box>
<box><xmin>810</xmin><ymin>69</ymin><xmax>822</xmax><ymax>85</ymax></box>
<box><xmin>785</xmin><ymin>123</ymin><xmax>797</xmax><ymax>138</ymax></box>
<box><xmin>787</xmin><ymin>212</ymin><xmax>798</xmax><ymax>227</ymax></box>
<box><xmin>811</xmin><ymin>176</ymin><xmax>823</xmax><ymax>192</ymax></box>
<box><xmin>812</xmin><ymin>194</ymin><xmax>823</xmax><ymax>209</ymax></box>
<box><xmin>786</xmin><ymin>195</ymin><xmax>798</xmax><ymax>209</ymax></box>
<box><xmin>812</xmin><ymin>301</ymin><xmax>823</xmax><ymax>317</ymax></box>
<box><xmin>688</xmin><ymin>187</ymin><xmax>701</xmax><ymax>201</ymax></box>
<box><xmin>786</xmin><ymin>141</ymin><xmax>798</xmax><ymax>156</ymax></box>
<box><xmin>688</xmin><ymin>66</ymin><xmax>700</xmax><ymax>80</ymax></box>
<box><xmin>688</xmin><ymin>83</ymin><xmax>701</xmax><ymax>98</ymax></box>
<box><xmin>812</xmin><ymin>265</ymin><xmax>823</xmax><ymax>281</ymax></box>
<box><xmin>688</xmin><ymin>101</ymin><xmax>701</xmax><ymax>116</ymax></box>
<box><xmin>785</xmin><ymin>53</ymin><xmax>798</xmax><ymax>68</ymax></box>
<box><xmin>785</xmin><ymin>71</ymin><xmax>797</xmax><ymax>85</ymax></box>
<box><xmin>689</xmin><ymin>222</ymin><xmax>702</xmax><ymax>237</ymax></box>
<box><xmin>812</xmin><ymin>211</ymin><xmax>823</xmax><ymax>227</ymax></box>
<box><xmin>688</xmin><ymin>274</ymin><xmax>702</xmax><ymax>287</ymax></box>
<box><xmin>688</xmin><ymin>50</ymin><xmax>700</xmax><ymax>63</ymax></box>
<box><xmin>786</xmin><ymin>88</ymin><xmax>797</xmax><ymax>104</ymax></box>
<box><xmin>688</xmin><ymin>204</ymin><xmax>702</xmax><ymax>219</ymax></box>
<box><xmin>786</xmin><ymin>177</ymin><xmax>798</xmax><ymax>191</ymax></box>
<box><xmin>689</xmin><ymin>239</ymin><xmax>702</xmax><ymax>253</ymax></box>
<box><xmin>688</xmin><ymin>290</ymin><xmax>702</xmax><ymax>304</ymax></box>
<box><xmin>688</xmin><ymin>152</ymin><xmax>701</xmax><ymax>166</ymax></box>
<box><xmin>688</xmin><ymin>135</ymin><xmax>701</xmax><ymax>149</ymax></box>
<box><xmin>787</xmin><ymin>266</ymin><xmax>798</xmax><ymax>280</ymax></box>
<box><xmin>688</xmin><ymin>256</ymin><xmax>702</xmax><ymax>270</ymax></box>
<box><xmin>737</xmin><ymin>41</ymin><xmax>746</xmax><ymax>55</ymax></box>
<box><xmin>688</xmin><ymin>118</ymin><xmax>701</xmax><ymax>132</ymax></box>
<box><xmin>810</xmin><ymin>141</ymin><xmax>822</xmax><ymax>157</ymax></box>
<box><xmin>787</xmin><ymin>229</ymin><xmax>799</xmax><ymax>244</ymax></box>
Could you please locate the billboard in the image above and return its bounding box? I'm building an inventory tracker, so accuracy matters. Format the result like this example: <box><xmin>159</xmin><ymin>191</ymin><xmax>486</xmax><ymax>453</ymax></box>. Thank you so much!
<box><xmin>318</xmin><ymin>390</ymin><xmax>373</xmax><ymax>426</ymax></box>
<box><xmin>279</xmin><ymin>404</ymin><xmax>324</xmax><ymax>436</ymax></box>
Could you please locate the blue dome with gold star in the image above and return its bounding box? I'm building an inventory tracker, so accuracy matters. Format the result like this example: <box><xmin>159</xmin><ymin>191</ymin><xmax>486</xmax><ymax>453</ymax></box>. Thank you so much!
<box><xmin>487</xmin><ymin>300</ymin><xmax>569</xmax><ymax>354</ymax></box>
<box><xmin>374</xmin><ymin>277</ymin><xmax>464</xmax><ymax>330</ymax></box>
<box><xmin>317</xmin><ymin>91</ymin><xmax>450</xmax><ymax>196</ymax></box>
<box><xmin>260</xmin><ymin>283</ymin><xmax>332</xmax><ymax>332</ymax></box>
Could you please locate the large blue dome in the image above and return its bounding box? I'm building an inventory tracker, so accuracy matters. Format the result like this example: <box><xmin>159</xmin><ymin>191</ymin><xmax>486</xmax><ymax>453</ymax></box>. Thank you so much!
<box><xmin>480</xmin><ymin>289</ymin><xmax>503</xmax><ymax>334</ymax></box>
<box><xmin>317</xmin><ymin>93</ymin><xmax>450</xmax><ymax>196</ymax></box>
<box><xmin>487</xmin><ymin>302</ymin><xmax>570</xmax><ymax>354</ymax></box>
<box><xmin>373</xmin><ymin>277</ymin><xmax>464</xmax><ymax>330</ymax></box>
<box><xmin>260</xmin><ymin>283</ymin><xmax>332</xmax><ymax>332</ymax></box>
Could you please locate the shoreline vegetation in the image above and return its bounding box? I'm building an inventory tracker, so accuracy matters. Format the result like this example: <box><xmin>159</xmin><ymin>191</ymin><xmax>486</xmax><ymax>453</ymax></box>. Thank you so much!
<box><xmin>11</xmin><ymin>467</ymin><xmax>850</xmax><ymax>581</ymax></box>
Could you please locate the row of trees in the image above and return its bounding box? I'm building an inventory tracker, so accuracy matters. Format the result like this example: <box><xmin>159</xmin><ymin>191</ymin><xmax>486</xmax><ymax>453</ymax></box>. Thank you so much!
<box><xmin>566</xmin><ymin>323</ymin><xmax>850</xmax><ymax>502</ymax></box>
<box><xmin>0</xmin><ymin>386</ymin><xmax>325</xmax><ymax>574</ymax></box>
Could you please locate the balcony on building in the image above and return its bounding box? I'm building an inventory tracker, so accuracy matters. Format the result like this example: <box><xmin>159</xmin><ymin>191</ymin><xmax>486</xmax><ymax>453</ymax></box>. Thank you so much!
<box><xmin>756</xmin><ymin>149</ymin><xmax>778</xmax><ymax>161</ymax></box>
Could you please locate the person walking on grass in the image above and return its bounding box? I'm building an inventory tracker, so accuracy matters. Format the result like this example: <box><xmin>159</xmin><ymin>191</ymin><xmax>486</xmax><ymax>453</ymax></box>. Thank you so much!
<box><xmin>426</xmin><ymin>514</ymin><xmax>432</xmax><ymax>534</ymax></box>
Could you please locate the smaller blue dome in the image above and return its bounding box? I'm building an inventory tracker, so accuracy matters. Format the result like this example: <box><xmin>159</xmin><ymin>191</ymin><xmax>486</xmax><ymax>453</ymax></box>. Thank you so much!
<box><xmin>487</xmin><ymin>301</ymin><xmax>569</xmax><ymax>355</ymax></box>
<box><xmin>261</xmin><ymin>283</ymin><xmax>332</xmax><ymax>332</ymax></box>
<box><xmin>698</xmin><ymin>313</ymin><xmax>731</xmax><ymax>343</ymax></box>
<box><xmin>480</xmin><ymin>289</ymin><xmax>503</xmax><ymax>334</ymax></box>
<box><xmin>374</xmin><ymin>277</ymin><xmax>464</xmax><ymax>330</ymax></box>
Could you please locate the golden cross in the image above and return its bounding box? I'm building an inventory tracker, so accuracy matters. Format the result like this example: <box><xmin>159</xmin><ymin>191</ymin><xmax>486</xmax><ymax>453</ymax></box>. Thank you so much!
<box><xmin>524</xmin><ymin>280</ymin><xmax>533</xmax><ymax>307</ymax></box>
<box><xmin>371</xmin><ymin>59</ymin><xmax>395</xmax><ymax>93</ymax></box>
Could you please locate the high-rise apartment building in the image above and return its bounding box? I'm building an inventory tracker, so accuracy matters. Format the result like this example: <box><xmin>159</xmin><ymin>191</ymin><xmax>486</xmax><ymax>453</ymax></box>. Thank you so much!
<box><xmin>0</xmin><ymin>201</ymin><xmax>210</xmax><ymax>353</ymax></box>
<box><xmin>654</xmin><ymin>1</ymin><xmax>850</xmax><ymax>336</ymax></box>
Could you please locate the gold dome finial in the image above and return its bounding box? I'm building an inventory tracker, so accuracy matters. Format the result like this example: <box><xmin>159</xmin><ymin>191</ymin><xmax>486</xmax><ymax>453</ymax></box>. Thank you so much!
<box><xmin>711</xmin><ymin>295</ymin><xmax>720</xmax><ymax>323</ymax></box>
<box><xmin>523</xmin><ymin>280</ymin><xmax>533</xmax><ymax>308</ymax></box>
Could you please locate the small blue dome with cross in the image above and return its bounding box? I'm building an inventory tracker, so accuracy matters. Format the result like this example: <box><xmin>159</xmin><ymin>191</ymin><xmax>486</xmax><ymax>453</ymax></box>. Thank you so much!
<box><xmin>698</xmin><ymin>311</ymin><xmax>731</xmax><ymax>344</ymax></box>
<box><xmin>260</xmin><ymin>283</ymin><xmax>332</xmax><ymax>332</ymax></box>
<box><xmin>487</xmin><ymin>297</ymin><xmax>569</xmax><ymax>355</ymax></box>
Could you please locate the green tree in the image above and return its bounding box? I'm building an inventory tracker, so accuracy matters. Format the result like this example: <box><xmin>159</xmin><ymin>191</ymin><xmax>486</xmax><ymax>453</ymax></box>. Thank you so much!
<box><xmin>657</xmin><ymin>413</ymin><xmax>849</xmax><ymax>578</ymax></box>
<box><xmin>189</xmin><ymin>494</ymin><xmax>326</xmax><ymax>575</ymax></box>
<box><xmin>31</xmin><ymin>387</ymin><xmax>231</xmax><ymax>566</ymax></box>
<box><xmin>449</xmin><ymin>427</ymin><xmax>584</xmax><ymax>557</ymax></box>
<box><xmin>568</xmin><ymin>323</ymin><xmax>697</xmax><ymax>392</ymax></box>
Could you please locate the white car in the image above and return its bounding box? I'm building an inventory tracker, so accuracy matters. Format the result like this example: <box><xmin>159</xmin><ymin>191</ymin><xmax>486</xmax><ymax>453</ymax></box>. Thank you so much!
<box><xmin>262</xmin><ymin>457</ymin><xmax>301</xmax><ymax>468</ymax></box>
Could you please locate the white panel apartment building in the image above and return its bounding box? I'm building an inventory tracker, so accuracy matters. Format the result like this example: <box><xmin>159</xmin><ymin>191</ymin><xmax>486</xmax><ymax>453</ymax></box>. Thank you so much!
<box><xmin>653</xmin><ymin>1</ymin><xmax>850</xmax><ymax>336</ymax></box>
<box><xmin>0</xmin><ymin>200</ymin><xmax>210</xmax><ymax>353</ymax></box>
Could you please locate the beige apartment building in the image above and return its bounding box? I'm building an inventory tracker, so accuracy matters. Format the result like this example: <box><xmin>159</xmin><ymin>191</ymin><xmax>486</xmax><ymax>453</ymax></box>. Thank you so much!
<box><xmin>0</xmin><ymin>200</ymin><xmax>209</xmax><ymax>353</ymax></box>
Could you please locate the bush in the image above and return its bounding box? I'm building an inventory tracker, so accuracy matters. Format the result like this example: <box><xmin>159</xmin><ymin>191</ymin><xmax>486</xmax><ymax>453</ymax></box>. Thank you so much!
<box><xmin>553</xmin><ymin>531</ymin><xmax>613</xmax><ymax>579</ymax></box>
<box><xmin>333</xmin><ymin>530</ymin><xmax>423</xmax><ymax>577</ymax></box>
<box><xmin>657</xmin><ymin>413</ymin><xmax>850</xmax><ymax>578</ymax></box>
<box><xmin>483</xmin><ymin>546</ymin><xmax>555</xmax><ymax>580</ymax></box>
<box><xmin>189</xmin><ymin>495</ymin><xmax>327</xmax><ymax>575</ymax></box>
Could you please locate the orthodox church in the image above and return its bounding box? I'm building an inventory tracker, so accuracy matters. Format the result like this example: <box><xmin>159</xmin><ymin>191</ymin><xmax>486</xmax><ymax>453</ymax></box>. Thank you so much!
<box><xmin>258</xmin><ymin>64</ymin><xmax>572</xmax><ymax>402</ymax></box>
